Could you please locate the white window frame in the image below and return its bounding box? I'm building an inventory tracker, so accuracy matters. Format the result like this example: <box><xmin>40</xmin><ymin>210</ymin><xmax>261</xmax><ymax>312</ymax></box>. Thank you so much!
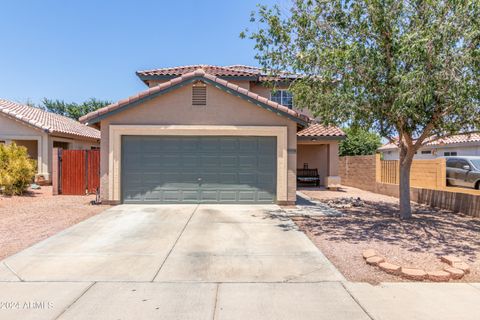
<box><xmin>270</xmin><ymin>89</ymin><xmax>294</xmax><ymax>109</ymax></box>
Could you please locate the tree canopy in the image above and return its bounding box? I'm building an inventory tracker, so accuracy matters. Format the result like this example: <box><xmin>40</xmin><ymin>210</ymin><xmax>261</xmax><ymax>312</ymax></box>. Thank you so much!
<box><xmin>339</xmin><ymin>128</ymin><xmax>382</xmax><ymax>156</ymax></box>
<box><xmin>38</xmin><ymin>98</ymin><xmax>111</xmax><ymax>120</ymax></box>
<box><xmin>242</xmin><ymin>0</ymin><xmax>480</xmax><ymax>218</ymax></box>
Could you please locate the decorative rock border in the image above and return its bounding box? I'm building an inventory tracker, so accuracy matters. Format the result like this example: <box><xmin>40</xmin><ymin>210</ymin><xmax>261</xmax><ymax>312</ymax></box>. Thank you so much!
<box><xmin>362</xmin><ymin>249</ymin><xmax>471</xmax><ymax>282</ymax></box>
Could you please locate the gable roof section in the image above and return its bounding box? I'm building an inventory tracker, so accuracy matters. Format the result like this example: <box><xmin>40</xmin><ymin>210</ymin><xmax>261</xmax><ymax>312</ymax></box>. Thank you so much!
<box><xmin>80</xmin><ymin>69</ymin><xmax>310</xmax><ymax>125</ymax></box>
<box><xmin>297</xmin><ymin>124</ymin><xmax>345</xmax><ymax>138</ymax></box>
<box><xmin>136</xmin><ymin>64</ymin><xmax>301</xmax><ymax>84</ymax></box>
<box><xmin>137</xmin><ymin>65</ymin><xmax>259</xmax><ymax>82</ymax></box>
<box><xmin>378</xmin><ymin>132</ymin><xmax>480</xmax><ymax>151</ymax></box>
<box><xmin>0</xmin><ymin>99</ymin><xmax>100</xmax><ymax>140</ymax></box>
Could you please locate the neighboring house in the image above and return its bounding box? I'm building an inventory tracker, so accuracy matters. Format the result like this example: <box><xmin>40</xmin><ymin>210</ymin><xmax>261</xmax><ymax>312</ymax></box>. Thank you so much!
<box><xmin>378</xmin><ymin>133</ymin><xmax>480</xmax><ymax>160</ymax></box>
<box><xmin>0</xmin><ymin>99</ymin><xmax>101</xmax><ymax>183</ymax></box>
<box><xmin>80</xmin><ymin>65</ymin><xmax>345</xmax><ymax>205</ymax></box>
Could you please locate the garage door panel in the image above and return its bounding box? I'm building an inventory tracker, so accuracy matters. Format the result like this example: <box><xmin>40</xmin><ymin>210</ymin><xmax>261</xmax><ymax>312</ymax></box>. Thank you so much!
<box><xmin>220</xmin><ymin>155</ymin><xmax>237</xmax><ymax>167</ymax></box>
<box><xmin>121</xmin><ymin>136</ymin><xmax>276</xmax><ymax>204</ymax></box>
<box><xmin>182</xmin><ymin>155</ymin><xmax>198</xmax><ymax>167</ymax></box>
<box><xmin>200</xmin><ymin>155</ymin><xmax>220</xmax><ymax>167</ymax></box>
<box><xmin>220</xmin><ymin>138</ymin><xmax>238</xmax><ymax>151</ymax></box>
<box><xmin>238</xmin><ymin>191</ymin><xmax>256</xmax><ymax>201</ymax></box>
<box><xmin>238</xmin><ymin>155</ymin><xmax>256</xmax><ymax>167</ymax></box>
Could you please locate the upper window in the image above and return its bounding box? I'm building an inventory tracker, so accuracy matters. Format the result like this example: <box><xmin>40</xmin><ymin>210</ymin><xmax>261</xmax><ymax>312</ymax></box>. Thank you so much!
<box><xmin>270</xmin><ymin>90</ymin><xmax>293</xmax><ymax>109</ymax></box>
<box><xmin>421</xmin><ymin>150</ymin><xmax>432</xmax><ymax>155</ymax></box>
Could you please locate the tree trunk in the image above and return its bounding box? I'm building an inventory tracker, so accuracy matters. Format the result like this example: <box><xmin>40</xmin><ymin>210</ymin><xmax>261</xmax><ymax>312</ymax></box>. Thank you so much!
<box><xmin>398</xmin><ymin>146</ymin><xmax>414</xmax><ymax>219</ymax></box>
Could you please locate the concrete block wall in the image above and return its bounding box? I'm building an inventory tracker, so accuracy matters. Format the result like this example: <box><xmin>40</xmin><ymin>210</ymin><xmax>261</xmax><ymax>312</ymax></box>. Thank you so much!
<box><xmin>339</xmin><ymin>154</ymin><xmax>479</xmax><ymax>217</ymax></box>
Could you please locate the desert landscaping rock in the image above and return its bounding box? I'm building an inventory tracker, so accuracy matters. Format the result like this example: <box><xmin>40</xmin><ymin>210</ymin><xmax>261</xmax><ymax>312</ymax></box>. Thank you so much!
<box><xmin>444</xmin><ymin>267</ymin><xmax>465</xmax><ymax>280</ymax></box>
<box><xmin>366</xmin><ymin>256</ymin><xmax>385</xmax><ymax>266</ymax></box>
<box><xmin>379</xmin><ymin>262</ymin><xmax>401</xmax><ymax>275</ymax></box>
<box><xmin>452</xmin><ymin>262</ymin><xmax>471</xmax><ymax>274</ymax></box>
<box><xmin>401</xmin><ymin>268</ymin><xmax>427</xmax><ymax>281</ymax></box>
<box><xmin>362</xmin><ymin>249</ymin><xmax>378</xmax><ymax>260</ymax></box>
<box><xmin>441</xmin><ymin>256</ymin><xmax>463</xmax><ymax>266</ymax></box>
<box><xmin>427</xmin><ymin>270</ymin><xmax>451</xmax><ymax>282</ymax></box>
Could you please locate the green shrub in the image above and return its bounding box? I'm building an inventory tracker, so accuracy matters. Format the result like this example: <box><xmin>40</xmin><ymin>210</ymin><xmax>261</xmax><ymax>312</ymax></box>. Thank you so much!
<box><xmin>0</xmin><ymin>143</ymin><xmax>37</xmax><ymax>195</ymax></box>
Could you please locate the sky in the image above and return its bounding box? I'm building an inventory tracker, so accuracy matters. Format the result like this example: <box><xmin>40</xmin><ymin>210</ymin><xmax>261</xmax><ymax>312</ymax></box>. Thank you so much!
<box><xmin>0</xmin><ymin>0</ymin><xmax>278</xmax><ymax>105</ymax></box>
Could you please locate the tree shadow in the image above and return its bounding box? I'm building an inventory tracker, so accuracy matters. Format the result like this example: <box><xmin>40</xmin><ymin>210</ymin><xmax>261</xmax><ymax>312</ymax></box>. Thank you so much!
<box><xmin>294</xmin><ymin>199</ymin><xmax>480</xmax><ymax>261</ymax></box>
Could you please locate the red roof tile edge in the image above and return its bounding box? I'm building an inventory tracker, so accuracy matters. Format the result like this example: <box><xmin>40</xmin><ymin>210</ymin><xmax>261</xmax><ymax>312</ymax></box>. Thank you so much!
<box><xmin>297</xmin><ymin>124</ymin><xmax>345</xmax><ymax>137</ymax></box>
<box><xmin>0</xmin><ymin>99</ymin><xmax>100</xmax><ymax>140</ymax></box>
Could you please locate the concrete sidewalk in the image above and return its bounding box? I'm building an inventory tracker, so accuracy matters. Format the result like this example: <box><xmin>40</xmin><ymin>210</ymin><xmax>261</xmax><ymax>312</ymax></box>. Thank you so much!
<box><xmin>0</xmin><ymin>204</ymin><xmax>479</xmax><ymax>319</ymax></box>
<box><xmin>0</xmin><ymin>281</ymin><xmax>479</xmax><ymax>320</ymax></box>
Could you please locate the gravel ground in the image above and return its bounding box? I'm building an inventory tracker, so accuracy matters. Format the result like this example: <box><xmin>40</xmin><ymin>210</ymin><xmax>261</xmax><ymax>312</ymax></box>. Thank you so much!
<box><xmin>295</xmin><ymin>186</ymin><xmax>480</xmax><ymax>283</ymax></box>
<box><xmin>0</xmin><ymin>186</ymin><xmax>109</xmax><ymax>260</ymax></box>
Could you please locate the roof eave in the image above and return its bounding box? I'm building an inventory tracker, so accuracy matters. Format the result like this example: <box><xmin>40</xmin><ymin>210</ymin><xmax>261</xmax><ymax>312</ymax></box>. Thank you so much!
<box><xmin>297</xmin><ymin>135</ymin><xmax>346</xmax><ymax>141</ymax></box>
<box><xmin>137</xmin><ymin>73</ymin><xmax>259</xmax><ymax>83</ymax></box>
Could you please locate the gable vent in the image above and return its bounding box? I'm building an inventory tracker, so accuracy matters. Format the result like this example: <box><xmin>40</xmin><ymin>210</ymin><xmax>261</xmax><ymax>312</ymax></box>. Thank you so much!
<box><xmin>192</xmin><ymin>82</ymin><xmax>207</xmax><ymax>105</ymax></box>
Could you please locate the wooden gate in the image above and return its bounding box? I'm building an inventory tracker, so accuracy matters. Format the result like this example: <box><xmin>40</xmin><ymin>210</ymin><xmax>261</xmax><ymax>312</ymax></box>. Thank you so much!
<box><xmin>55</xmin><ymin>149</ymin><xmax>100</xmax><ymax>195</ymax></box>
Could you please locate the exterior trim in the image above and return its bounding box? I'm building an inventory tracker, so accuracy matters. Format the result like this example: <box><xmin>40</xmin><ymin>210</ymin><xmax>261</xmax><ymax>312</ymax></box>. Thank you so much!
<box><xmin>0</xmin><ymin>134</ymin><xmax>48</xmax><ymax>177</ymax></box>
<box><xmin>86</xmin><ymin>76</ymin><xmax>308</xmax><ymax>126</ymax></box>
<box><xmin>108</xmin><ymin>125</ymin><xmax>289</xmax><ymax>203</ymax></box>
<box><xmin>297</xmin><ymin>136</ymin><xmax>346</xmax><ymax>141</ymax></box>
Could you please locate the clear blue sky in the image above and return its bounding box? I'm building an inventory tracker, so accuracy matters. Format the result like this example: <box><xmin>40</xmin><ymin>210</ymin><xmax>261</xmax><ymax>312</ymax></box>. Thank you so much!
<box><xmin>0</xmin><ymin>0</ymin><xmax>276</xmax><ymax>105</ymax></box>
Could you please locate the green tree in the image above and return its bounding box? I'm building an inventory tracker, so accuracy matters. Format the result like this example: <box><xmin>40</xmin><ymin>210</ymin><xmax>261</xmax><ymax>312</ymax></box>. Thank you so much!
<box><xmin>39</xmin><ymin>98</ymin><xmax>111</xmax><ymax>120</ymax></box>
<box><xmin>242</xmin><ymin>0</ymin><xmax>480</xmax><ymax>218</ymax></box>
<box><xmin>339</xmin><ymin>128</ymin><xmax>381</xmax><ymax>156</ymax></box>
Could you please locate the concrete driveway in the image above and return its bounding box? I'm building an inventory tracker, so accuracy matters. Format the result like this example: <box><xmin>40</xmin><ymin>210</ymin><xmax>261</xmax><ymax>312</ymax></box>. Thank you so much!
<box><xmin>2</xmin><ymin>204</ymin><xmax>342</xmax><ymax>282</ymax></box>
<box><xmin>1</xmin><ymin>204</ymin><xmax>479</xmax><ymax>320</ymax></box>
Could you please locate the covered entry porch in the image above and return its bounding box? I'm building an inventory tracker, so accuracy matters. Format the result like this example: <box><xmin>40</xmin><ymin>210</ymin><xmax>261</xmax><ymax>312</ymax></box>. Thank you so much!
<box><xmin>296</xmin><ymin>124</ymin><xmax>345</xmax><ymax>188</ymax></box>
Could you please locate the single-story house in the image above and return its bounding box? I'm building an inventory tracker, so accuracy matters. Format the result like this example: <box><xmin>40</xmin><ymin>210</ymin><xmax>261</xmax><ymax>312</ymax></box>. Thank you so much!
<box><xmin>0</xmin><ymin>99</ymin><xmax>101</xmax><ymax>183</ymax></box>
<box><xmin>378</xmin><ymin>132</ymin><xmax>480</xmax><ymax>160</ymax></box>
<box><xmin>80</xmin><ymin>65</ymin><xmax>345</xmax><ymax>205</ymax></box>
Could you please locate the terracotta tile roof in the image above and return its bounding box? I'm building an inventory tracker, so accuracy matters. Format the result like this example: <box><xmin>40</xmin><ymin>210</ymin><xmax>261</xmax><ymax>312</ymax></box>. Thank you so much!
<box><xmin>80</xmin><ymin>69</ymin><xmax>310</xmax><ymax>125</ymax></box>
<box><xmin>0</xmin><ymin>99</ymin><xmax>100</xmax><ymax>140</ymax></box>
<box><xmin>297</xmin><ymin>124</ymin><xmax>345</xmax><ymax>137</ymax></box>
<box><xmin>378</xmin><ymin>132</ymin><xmax>480</xmax><ymax>151</ymax></box>
<box><xmin>137</xmin><ymin>65</ymin><xmax>259</xmax><ymax>78</ymax></box>
<box><xmin>136</xmin><ymin>64</ymin><xmax>301</xmax><ymax>82</ymax></box>
<box><xmin>427</xmin><ymin>133</ymin><xmax>480</xmax><ymax>146</ymax></box>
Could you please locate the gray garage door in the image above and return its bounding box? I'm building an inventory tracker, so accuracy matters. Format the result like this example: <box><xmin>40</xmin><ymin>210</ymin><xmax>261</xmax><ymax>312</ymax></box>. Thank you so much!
<box><xmin>121</xmin><ymin>136</ymin><xmax>277</xmax><ymax>204</ymax></box>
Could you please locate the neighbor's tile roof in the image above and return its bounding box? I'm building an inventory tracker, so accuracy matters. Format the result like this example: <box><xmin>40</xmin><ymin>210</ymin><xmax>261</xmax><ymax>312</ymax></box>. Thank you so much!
<box><xmin>378</xmin><ymin>132</ymin><xmax>480</xmax><ymax>151</ymax></box>
<box><xmin>136</xmin><ymin>64</ymin><xmax>300</xmax><ymax>82</ymax></box>
<box><xmin>297</xmin><ymin>124</ymin><xmax>345</xmax><ymax>137</ymax></box>
<box><xmin>80</xmin><ymin>69</ymin><xmax>311</xmax><ymax>124</ymax></box>
<box><xmin>0</xmin><ymin>99</ymin><xmax>100</xmax><ymax>139</ymax></box>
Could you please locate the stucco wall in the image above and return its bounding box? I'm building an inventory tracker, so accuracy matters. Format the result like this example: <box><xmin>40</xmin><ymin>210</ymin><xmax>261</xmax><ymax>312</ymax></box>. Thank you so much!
<box><xmin>99</xmin><ymin>82</ymin><xmax>298</xmax><ymax>203</ymax></box>
<box><xmin>297</xmin><ymin>144</ymin><xmax>329</xmax><ymax>185</ymax></box>
<box><xmin>0</xmin><ymin>113</ymin><xmax>49</xmax><ymax>178</ymax></box>
<box><xmin>297</xmin><ymin>141</ymin><xmax>340</xmax><ymax>185</ymax></box>
<box><xmin>0</xmin><ymin>113</ymin><xmax>99</xmax><ymax>182</ymax></box>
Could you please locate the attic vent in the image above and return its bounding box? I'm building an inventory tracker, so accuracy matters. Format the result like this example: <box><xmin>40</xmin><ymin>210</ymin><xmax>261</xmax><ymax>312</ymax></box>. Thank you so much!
<box><xmin>192</xmin><ymin>82</ymin><xmax>207</xmax><ymax>106</ymax></box>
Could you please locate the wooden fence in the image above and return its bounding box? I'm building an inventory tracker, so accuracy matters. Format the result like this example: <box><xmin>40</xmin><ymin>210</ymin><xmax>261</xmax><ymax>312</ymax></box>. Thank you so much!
<box><xmin>377</xmin><ymin>156</ymin><xmax>446</xmax><ymax>190</ymax></box>
<box><xmin>52</xmin><ymin>148</ymin><xmax>100</xmax><ymax>195</ymax></box>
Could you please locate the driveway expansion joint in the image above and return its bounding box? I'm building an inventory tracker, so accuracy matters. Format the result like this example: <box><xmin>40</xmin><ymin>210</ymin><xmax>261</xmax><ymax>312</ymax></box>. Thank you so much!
<box><xmin>212</xmin><ymin>283</ymin><xmax>220</xmax><ymax>320</ymax></box>
<box><xmin>150</xmin><ymin>204</ymin><xmax>199</xmax><ymax>282</ymax></box>
<box><xmin>53</xmin><ymin>281</ymin><xmax>96</xmax><ymax>320</ymax></box>
<box><xmin>340</xmin><ymin>281</ymin><xmax>375</xmax><ymax>320</ymax></box>
<box><xmin>3</xmin><ymin>261</ymin><xmax>23</xmax><ymax>281</ymax></box>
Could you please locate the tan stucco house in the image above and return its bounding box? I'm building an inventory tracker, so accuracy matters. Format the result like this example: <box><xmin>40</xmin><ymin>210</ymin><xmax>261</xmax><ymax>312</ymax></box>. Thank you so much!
<box><xmin>0</xmin><ymin>99</ymin><xmax>100</xmax><ymax>183</ymax></box>
<box><xmin>80</xmin><ymin>65</ymin><xmax>345</xmax><ymax>205</ymax></box>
